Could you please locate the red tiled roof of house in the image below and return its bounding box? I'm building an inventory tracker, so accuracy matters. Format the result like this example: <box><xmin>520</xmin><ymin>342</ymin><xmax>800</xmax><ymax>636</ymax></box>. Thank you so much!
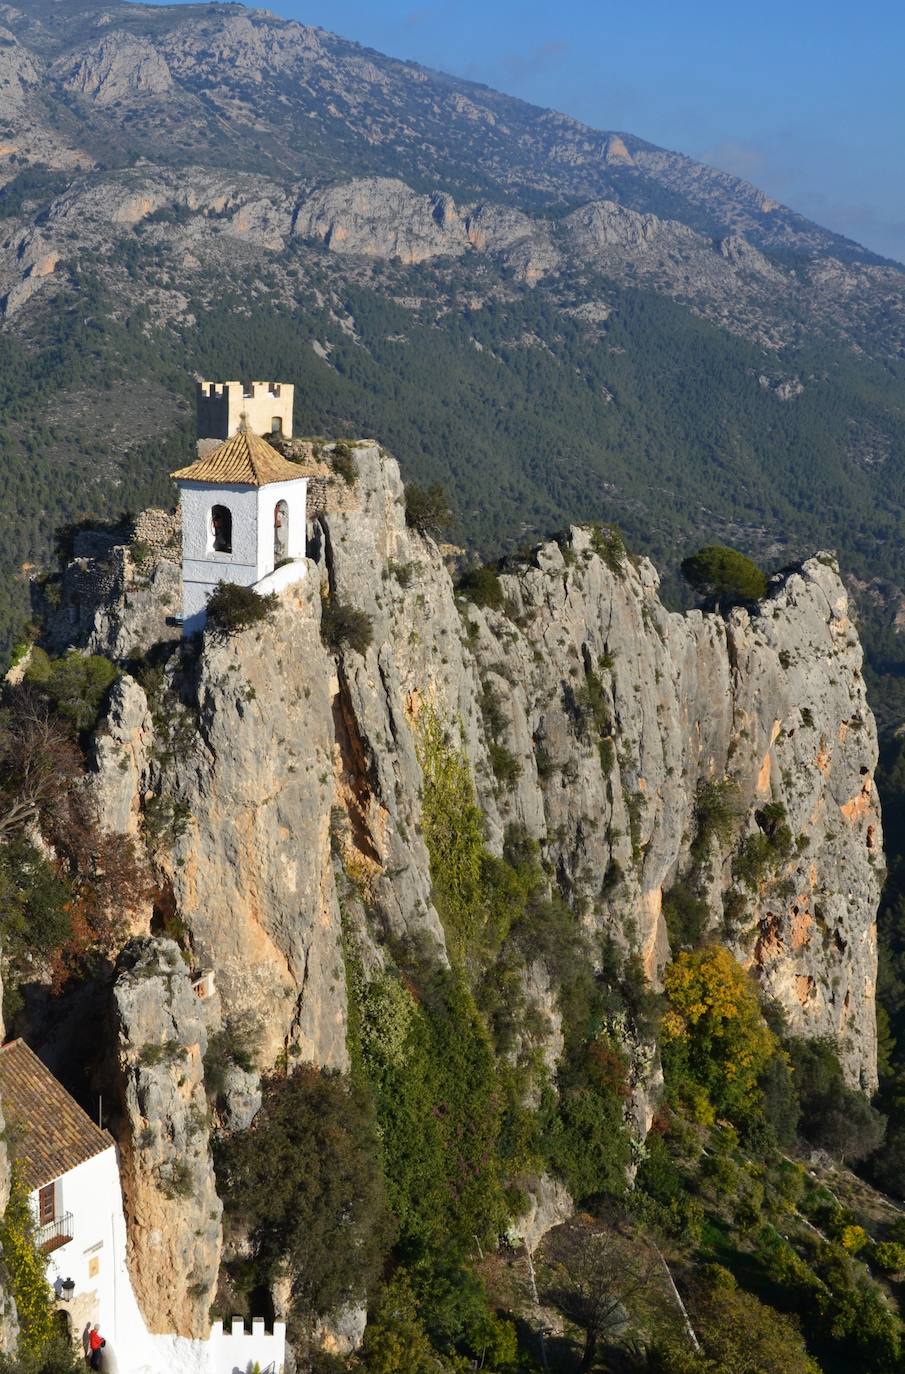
<box><xmin>0</xmin><ymin>1039</ymin><xmax>113</xmax><ymax>1190</ymax></box>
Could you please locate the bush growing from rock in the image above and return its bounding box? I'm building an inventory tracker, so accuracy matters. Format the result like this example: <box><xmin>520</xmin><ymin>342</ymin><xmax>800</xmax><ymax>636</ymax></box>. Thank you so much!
<box><xmin>681</xmin><ymin>544</ymin><xmax>767</xmax><ymax>607</ymax></box>
<box><xmin>205</xmin><ymin>582</ymin><xmax>278</xmax><ymax>636</ymax></box>
<box><xmin>24</xmin><ymin>647</ymin><xmax>119</xmax><ymax>732</ymax></box>
<box><xmin>329</xmin><ymin>441</ymin><xmax>357</xmax><ymax>486</ymax></box>
<box><xmin>457</xmin><ymin>564</ymin><xmax>503</xmax><ymax>609</ymax></box>
<box><xmin>215</xmin><ymin>1065</ymin><xmax>389</xmax><ymax>1339</ymax></box>
<box><xmin>320</xmin><ymin>599</ymin><xmax>373</xmax><ymax>655</ymax></box>
<box><xmin>869</xmin><ymin>1240</ymin><xmax>905</xmax><ymax>1274</ymax></box>
<box><xmin>404</xmin><ymin>482</ymin><xmax>454</xmax><ymax>538</ymax></box>
<box><xmin>787</xmin><ymin>1036</ymin><xmax>886</xmax><ymax>1162</ymax></box>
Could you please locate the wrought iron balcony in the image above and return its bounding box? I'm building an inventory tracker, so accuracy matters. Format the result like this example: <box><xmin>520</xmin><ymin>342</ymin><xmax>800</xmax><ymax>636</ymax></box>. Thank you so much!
<box><xmin>36</xmin><ymin>1213</ymin><xmax>73</xmax><ymax>1254</ymax></box>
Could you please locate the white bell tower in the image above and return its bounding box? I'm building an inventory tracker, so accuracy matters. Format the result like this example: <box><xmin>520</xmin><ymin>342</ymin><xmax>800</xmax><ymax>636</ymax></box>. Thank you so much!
<box><xmin>171</xmin><ymin>425</ymin><xmax>308</xmax><ymax>634</ymax></box>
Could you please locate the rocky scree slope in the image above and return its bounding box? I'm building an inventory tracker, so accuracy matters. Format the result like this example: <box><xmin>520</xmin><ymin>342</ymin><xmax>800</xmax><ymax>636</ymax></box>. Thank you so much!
<box><xmin>40</xmin><ymin>442</ymin><xmax>881</xmax><ymax>1334</ymax></box>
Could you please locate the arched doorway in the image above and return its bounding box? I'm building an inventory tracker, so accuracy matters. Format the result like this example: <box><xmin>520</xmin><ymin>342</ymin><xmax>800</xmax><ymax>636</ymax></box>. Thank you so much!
<box><xmin>271</xmin><ymin>416</ymin><xmax>283</xmax><ymax>434</ymax></box>
<box><xmin>210</xmin><ymin>504</ymin><xmax>232</xmax><ymax>553</ymax></box>
<box><xmin>55</xmin><ymin>1309</ymin><xmax>72</xmax><ymax>1344</ymax></box>
<box><xmin>274</xmin><ymin>499</ymin><xmax>288</xmax><ymax>561</ymax></box>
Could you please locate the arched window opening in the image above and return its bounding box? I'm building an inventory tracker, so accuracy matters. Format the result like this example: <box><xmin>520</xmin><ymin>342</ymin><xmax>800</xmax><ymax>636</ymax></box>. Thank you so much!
<box><xmin>271</xmin><ymin>415</ymin><xmax>283</xmax><ymax>434</ymax></box>
<box><xmin>274</xmin><ymin>499</ymin><xmax>288</xmax><ymax>561</ymax></box>
<box><xmin>210</xmin><ymin>504</ymin><xmax>232</xmax><ymax>554</ymax></box>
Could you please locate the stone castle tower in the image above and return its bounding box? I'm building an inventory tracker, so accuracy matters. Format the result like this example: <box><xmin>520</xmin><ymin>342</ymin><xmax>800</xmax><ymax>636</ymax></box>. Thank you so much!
<box><xmin>196</xmin><ymin>379</ymin><xmax>294</xmax><ymax>441</ymax></box>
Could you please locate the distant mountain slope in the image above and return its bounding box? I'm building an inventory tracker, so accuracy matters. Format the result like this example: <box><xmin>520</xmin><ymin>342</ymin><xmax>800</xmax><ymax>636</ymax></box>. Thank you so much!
<box><xmin>1</xmin><ymin>0</ymin><xmax>905</xmax><ymax>721</ymax></box>
<box><xmin>2</xmin><ymin>0</ymin><xmax>896</xmax><ymax>266</ymax></box>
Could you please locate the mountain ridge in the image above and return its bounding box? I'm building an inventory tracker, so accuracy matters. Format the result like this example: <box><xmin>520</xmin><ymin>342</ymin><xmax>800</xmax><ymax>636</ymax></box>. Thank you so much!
<box><xmin>1</xmin><ymin>0</ymin><xmax>897</xmax><ymax>267</ymax></box>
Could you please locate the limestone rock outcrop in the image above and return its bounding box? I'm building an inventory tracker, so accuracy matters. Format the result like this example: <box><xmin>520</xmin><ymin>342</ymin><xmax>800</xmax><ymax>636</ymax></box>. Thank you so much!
<box><xmin>110</xmin><ymin>939</ymin><xmax>222</xmax><ymax>1339</ymax></box>
<box><xmin>294</xmin><ymin>178</ymin><xmax>466</xmax><ymax>264</ymax></box>
<box><xmin>78</xmin><ymin>444</ymin><xmax>881</xmax><ymax>1104</ymax></box>
<box><xmin>0</xmin><ymin>27</ymin><xmax>37</xmax><ymax>108</ymax></box>
<box><xmin>161</xmin><ymin>573</ymin><xmax>350</xmax><ymax>1072</ymax></box>
<box><xmin>52</xmin><ymin>33</ymin><xmax>174</xmax><ymax>105</ymax></box>
<box><xmin>90</xmin><ymin>675</ymin><xmax>153</xmax><ymax>837</ymax></box>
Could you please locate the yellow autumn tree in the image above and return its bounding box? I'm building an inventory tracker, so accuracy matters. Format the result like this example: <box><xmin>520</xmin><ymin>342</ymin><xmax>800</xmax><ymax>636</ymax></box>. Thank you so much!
<box><xmin>662</xmin><ymin>946</ymin><xmax>778</xmax><ymax>1124</ymax></box>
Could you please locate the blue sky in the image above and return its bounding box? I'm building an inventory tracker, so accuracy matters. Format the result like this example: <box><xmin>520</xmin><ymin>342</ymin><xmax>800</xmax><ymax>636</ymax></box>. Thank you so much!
<box><xmin>162</xmin><ymin>0</ymin><xmax>905</xmax><ymax>262</ymax></box>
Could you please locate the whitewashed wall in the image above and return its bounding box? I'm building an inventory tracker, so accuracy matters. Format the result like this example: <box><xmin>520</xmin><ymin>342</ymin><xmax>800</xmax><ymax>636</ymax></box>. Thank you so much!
<box><xmin>209</xmin><ymin>1318</ymin><xmax>286</xmax><ymax>1374</ymax></box>
<box><xmin>37</xmin><ymin>1150</ymin><xmax>285</xmax><ymax>1374</ymax></box>
<box><xmin>178</xmin><ymin>483</ymin><xmax>259</xmax><ymax>633</ymax></box>
<box><xmin>177</xmin><ymin>477</ymin><xmax>309</xmax><ymax>633</ymax></box>
<box><xmin>38</xmin><ymin>1147</ymin><xmax>156</xmax><ymax>1368</ymax></box>
<box><xmin>255</xmin><ymin>478</ymin><xmax>308</xmax><ymax>571</ymax></box>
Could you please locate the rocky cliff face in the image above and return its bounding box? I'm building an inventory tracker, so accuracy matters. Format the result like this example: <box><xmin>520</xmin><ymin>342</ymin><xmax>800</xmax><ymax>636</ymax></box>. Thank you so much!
<box><xmin>110</xmin><ymin>939</ymin><xmax>222</xmax><ymax>1338</ymax></box>
<box><xmin>68</xmin><ymin>445</ymin><xmax>880</xmax><ymax>1122</ymax></box>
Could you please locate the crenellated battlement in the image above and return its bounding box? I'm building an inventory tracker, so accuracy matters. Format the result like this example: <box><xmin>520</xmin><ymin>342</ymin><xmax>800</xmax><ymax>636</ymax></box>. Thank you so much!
<box><xmin>209</xmin><ymin>1317</ymin><xmax>286</xmax><ymax>1374</ymax></box>
<box><xmin>196</xmin><ymin>379</ymin><xmax>294</xmax><ymax>441</ymax></box>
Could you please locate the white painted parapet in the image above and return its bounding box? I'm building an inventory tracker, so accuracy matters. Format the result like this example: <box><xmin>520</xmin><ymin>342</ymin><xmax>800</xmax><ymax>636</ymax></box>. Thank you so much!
<box><xmin>209</xmin><ymin>1318</ymin><xmax>286</xmax><ymax>1374</ymax></box>
<box><xmin>252</xmin><ymin>559</ymin><xmax>307</xmax><ymax>598</ymax></box>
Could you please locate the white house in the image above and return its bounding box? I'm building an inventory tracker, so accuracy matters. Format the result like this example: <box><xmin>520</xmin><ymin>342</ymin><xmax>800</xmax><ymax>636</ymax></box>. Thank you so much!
<box><xmin>0</xmin><ymin>1040</ymin><xmax>285</xmax><ymax>1374</ymax></box>
<box><xmin>170</xmin><ymin>426</ymin><xmax>308</xmax><ymax>635</ymax></box>
<box><xmin>0</xmin><ymin>1039</ymin><xmax>127</xmax><ymax>1355</ymax></box>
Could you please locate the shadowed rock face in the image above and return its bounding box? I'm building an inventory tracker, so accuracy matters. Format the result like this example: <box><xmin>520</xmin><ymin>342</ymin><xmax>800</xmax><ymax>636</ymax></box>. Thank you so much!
<box><xmin>110</xmin><ymin>939</ymin><xmax>222</xmax><ymax>1338</ymax></box>
<box><xmin>74</xmin><ymin>446</ymin><xmax>879</xmax><ymax>1117</ymax></box>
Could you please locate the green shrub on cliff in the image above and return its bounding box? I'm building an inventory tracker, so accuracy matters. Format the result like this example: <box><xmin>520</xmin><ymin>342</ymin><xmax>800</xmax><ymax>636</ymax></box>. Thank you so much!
<box><xmin>320</xmin><ymin>598</ymin><xmax>373</xmax><ymax>656</ymax></box>
<box><xmin>24</xmin><ymin>647</ymin><xmax>118</xmax><ymax>733</ymax></box>
<box><xmin>404</xmin><ymin>482</ymin><xmax>454</xmax><ymax>539</ymax></box>
<box><xmin>204</xmin><ymin>582</ymin><xmax>278</xmax><ymax>637</ymax></box>
<box><xmin>351</xmin><ymin>960</ymin><xmax>507</xmax><ymax>1250</ymax></box>
<box><xmin>543</xmin><ymin>1036</ymin><xmax>632</xmax><ymax>1203</ymax></box>
<box><xmin>787</xmin><ymin>1036</ymin><xmax>886</xmax><ymax>1161</ymax></box>
<box><xmin>414</xmin><ymin>705</ymin><xmax>502</xmax><ymax>963</ymax></box>
<box><xmin>681</xmin><ymin>545</ymin><xmax>767</xmax><ymax>608</ymax></box>
<box><xmin>215</xmin><ymin>1066</ymin><xmax>389</xmax><ymax>1339</ymax></box>
<box><xmin>0</xmin><ymin>836</ymin><xmax>71</xmax><ymax>969</ymax></box>
<box><xmin>457</xmin><ymin>564</ymin><xmax>504</xmax><ymax>610</ymax></box>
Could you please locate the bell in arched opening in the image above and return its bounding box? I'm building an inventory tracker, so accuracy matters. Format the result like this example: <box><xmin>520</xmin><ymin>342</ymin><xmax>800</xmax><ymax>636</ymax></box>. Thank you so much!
<box><xmin>210</xmin><ymin>504</ymin><xmax>232</xmax><ymax>553</ymax></box>
<box><xmin>274</xmin><ymin>499</ymin><xmax>288</xmax><ymax>561</ymax></box>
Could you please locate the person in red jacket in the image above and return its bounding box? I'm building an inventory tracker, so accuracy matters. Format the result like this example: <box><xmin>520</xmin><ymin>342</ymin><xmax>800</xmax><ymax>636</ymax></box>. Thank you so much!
<box><xmin>88</xmin><ymin>1326</ymin><xmax>104</xmax><ymax>1370</ymax></box>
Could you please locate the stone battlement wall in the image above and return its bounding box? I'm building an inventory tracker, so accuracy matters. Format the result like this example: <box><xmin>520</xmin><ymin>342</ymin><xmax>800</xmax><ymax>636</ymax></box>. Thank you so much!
<box><xmin>196</xmin><ymin>380</ymin><xmax>294</xmax><ymax>441</ymax></box>
<box><xmin>307</xmin><ymin>474</ymin><xmax>360</xmax><ymax>516</ymax></box>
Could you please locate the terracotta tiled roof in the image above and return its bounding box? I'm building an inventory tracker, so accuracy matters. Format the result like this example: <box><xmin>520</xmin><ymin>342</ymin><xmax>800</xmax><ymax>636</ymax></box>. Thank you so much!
<box><xmin>170</xmin><ymin>429</ymin><xmax>306</xmax><ymax>487</ymax></box>
<box><xmin>0</xmin><ymin>1040</ymin><xmax>113</xmax><ymax>1190</ymax></box>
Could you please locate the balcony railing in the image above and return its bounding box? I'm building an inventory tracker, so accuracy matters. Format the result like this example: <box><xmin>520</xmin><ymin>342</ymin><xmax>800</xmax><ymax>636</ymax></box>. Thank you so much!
<box><xmin>36</xmin><ymin>1213</ymin><xmax>73</xmax><ymax>1254</ymax></box>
